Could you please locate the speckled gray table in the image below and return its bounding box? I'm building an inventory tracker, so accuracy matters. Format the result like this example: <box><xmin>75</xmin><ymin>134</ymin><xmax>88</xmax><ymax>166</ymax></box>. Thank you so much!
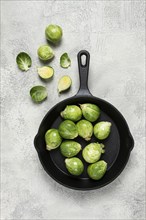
<box><xmin>1</xmin><ymin>1</ymin><xmax>145</xmax><ymax>219</ymax></box>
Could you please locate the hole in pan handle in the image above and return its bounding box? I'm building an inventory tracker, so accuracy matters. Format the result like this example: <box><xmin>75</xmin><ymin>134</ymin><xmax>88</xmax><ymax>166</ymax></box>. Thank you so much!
<box><xmin>76</xmin><ymin>50</ymin><xmax>92</xmax><ymax>96</ymax></box>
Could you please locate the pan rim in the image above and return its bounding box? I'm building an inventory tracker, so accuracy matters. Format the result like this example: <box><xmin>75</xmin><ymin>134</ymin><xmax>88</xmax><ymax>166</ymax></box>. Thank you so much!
<box><xmin>36</xmin><ymin>149</ymin><xmax>130</xmax><ymax>190</ymax></box>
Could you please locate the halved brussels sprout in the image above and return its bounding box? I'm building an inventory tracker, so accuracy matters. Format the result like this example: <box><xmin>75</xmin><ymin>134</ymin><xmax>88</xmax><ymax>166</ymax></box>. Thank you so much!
<box><xmin>94</xmin><ymin>121</ymin><xmax>111</xmax><ymax>140</ymax></box>
<box><xmin>60</xmin><ymin>141</ymin><xmax>81</xmax><ymax>157</ymax></box>
<box><xmin>58</xmin><ymin>75</ymin><xmax>72</xmax><ymax>93</ymax></box>
<box><xmin>61</xmin><ymin>105</ymin><xmax>82</xmax><ymax>122</ymax></box>
<box><xmin>80</xmin><ymin>103</ymin><xmax>100</xmax><ymax>122</ymax></box>
<box><xmin>87</xmin><ymin>160</ymin><xmax>107</xmax><ymax>180</ymax></box>
<box><xmin>37</xmin><ymin>45</ymin><xmax>54</xmax><ymax>61</ymax></box>
<box><xmin>76</xmin><ymin>119</ymin><xmax>93</xmax><ymax>141</ymax></box>
<box><xmin>58</xmin><ymin>120</ymin><xmax>78</xmax><ymax>139</ymax></box>
<box><xmin>45</xmin><ymin>129</ymin><xmax>62</xmax><ymax>151</ymax></box>
<box><xmin>65</xmin><ymin>157</ymin><xmax>84</xmax><ymax>176</ymax></box>
<box><xmin>82</xmin><ymin>143</ymin><xmax>104</xmax><ymax>163</ymax></box>
<box><xmin>37</xmin><ymin>66</ymin><xmax>54</xmax><ymax>79</ymax></box>
<box><xmin>45</xmin><ymin>24</ymin><xmax>63</xmax><ymax>44</ymax></box>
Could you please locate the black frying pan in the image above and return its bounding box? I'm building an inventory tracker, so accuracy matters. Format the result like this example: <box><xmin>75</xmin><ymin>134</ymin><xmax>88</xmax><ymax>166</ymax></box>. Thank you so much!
<box><xmin>34</xmin><ymin>50</ymin><xmax>134</xmax><ymax>190</ymax></box>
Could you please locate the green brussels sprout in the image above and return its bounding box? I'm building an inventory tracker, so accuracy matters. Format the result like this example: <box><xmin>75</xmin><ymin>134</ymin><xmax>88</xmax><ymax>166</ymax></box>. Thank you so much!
<box><xmin>76</xmin><ymin>119</ymin><xmax>93</xmax><ymax>141</ymax></box>
<box><xmin>60</xmin><ymin>141</ymin><xmax>81</xmax><ymax>157</ymax></box>
<box><xmin>82</xmin><ymin>143</ymin><xmax>104</xmax><ymax>163</ymax></box>
<box><xmin>87</xmin><ymin>160</ymin><xmax>107</xmax><ymax>180</ymax></box>
<box><xmin>61</xmin><ymin>105</ymin><xmax>82</xmax><ymax>122</ymax></box>
<box><xmin>58</xmin><ymin>120</ymin><xmax>78</xmax><ymax>139</ymax></box>
<box><xmin>94</xmin><ymin>121</ymin><xmax>111</xmax><ymax>140</ymax></box>
<box><xmin>65</xmin><ymin>157</ymin><xmax>84</xmax><ymax>176</ymax></box>
<box><xmin>45</xmin><ymin>24</ymin><xmax>63</xmax><ymax>44</ymax></box>
<box><xmin>80</xmin><ymin>103</ymin><xmax>100</xmax><ymax>122</ymax></box>
<box><xmin>37</xmin><ymin>66</ymin><xmax>54</xmax><ymax>79</ymax></box>
<box><xmin>37</xmin><ymin>45</ymin><xmax>54</xmax><ymax>61</ymax></box>
<box><xmin>45</xmin><ymin>129</ymin><xmax>62</xmax><ymax>151</ymax></box>
<box><xmin>58</xmin><ymin>75</ymin><xmax>72</xmax><ymax>93</ymax></box>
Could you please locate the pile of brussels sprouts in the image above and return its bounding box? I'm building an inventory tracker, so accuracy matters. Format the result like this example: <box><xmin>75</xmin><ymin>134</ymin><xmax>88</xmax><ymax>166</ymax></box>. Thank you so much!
<box><xmin>16</xmin><ymin>24</ymin><xmax>73</xmax><ymax>102</ymax></box>
<box><xmin>45</xmin><ymin>103</ymin><xmax>112</xmax><ymax>180</ymax></box>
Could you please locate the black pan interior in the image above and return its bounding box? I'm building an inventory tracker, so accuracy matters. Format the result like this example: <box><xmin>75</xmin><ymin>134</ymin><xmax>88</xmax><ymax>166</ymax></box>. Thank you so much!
<box><xmin>34</xmin><ymin>95</ymin><xmax>133</xmax><ymax>190</ymax></box>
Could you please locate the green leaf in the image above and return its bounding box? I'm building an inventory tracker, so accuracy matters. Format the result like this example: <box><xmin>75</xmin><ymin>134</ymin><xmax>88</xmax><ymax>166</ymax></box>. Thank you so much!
<box><xmin>16</xmin><ymin>52</ymin><xmax>32</xmax><ymax>71</ymax></box>
<box><xmin>30</xmin><ymin>86</ymin><xmax>47</xmax><ymax>103</ymax></box>
<box><xmin>60</xmin><ymin>53</ymin><xmax>71</xmax><ymax>68</ymax></box>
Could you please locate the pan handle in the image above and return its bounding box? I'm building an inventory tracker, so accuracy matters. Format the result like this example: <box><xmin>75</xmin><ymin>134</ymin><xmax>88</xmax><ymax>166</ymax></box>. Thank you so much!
<box><xmin>76</xmin><ymin>50</ymin><xmax>92</xmax><ymax>96</ymax></box>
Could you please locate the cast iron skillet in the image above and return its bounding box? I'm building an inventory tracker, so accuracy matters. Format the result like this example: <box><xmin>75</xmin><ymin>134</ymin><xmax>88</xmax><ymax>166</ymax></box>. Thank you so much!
<box><xmin>34</xmin><ymin>50</ymin><xmax>134</xmax><ymax>190</ymax></box>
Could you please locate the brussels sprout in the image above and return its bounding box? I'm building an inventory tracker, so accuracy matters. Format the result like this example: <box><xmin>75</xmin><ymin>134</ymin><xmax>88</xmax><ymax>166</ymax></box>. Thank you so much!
<box><xmin>37</xmin><ymin>45</ymin><xmax>54</xmax><ymax>61</ymax></box>
<box><xmin>45</xmin><ymin>129</ymin><xmax>62</xmax><ymax>151</ymax></box>
<box><xmin>16</xmin><ymin>52</ymin><xmax>32</xmax><ymax>71</ymax></box>
<box><xmin>58</xmin><ymin>120</ymin><xmax>78</xmax><ymax>139</ymax></box>
<box><xmin>65</xmin><ymin>157</ymin><xmax>84</xmax><ymax>176</ymax></box>
<box><xmin>61</xmin><ymin>105</ymin><xmax>82</xmax><ymax>122</ymax></box>
<box><xmin>94</xmin><ymin>121</ymin><xmax>111</xmax><ymax>140</ymax></box>
<box><xmin>80</xmin><ymin>103</ymin><xmax>100</xmax><ymax>122</ymax></box>
<box><xmin>58</xmin><ymin>75</ymin><xmax>72</xmax><ymax>93</ymax></box>
<box><xmin>37</xmin><ymin>66</ymin><xmax>54</xmax><ymax>79</ymax></box>
<box><xmin>60</xmin><ymin>141</ymin><xmax>81</xmax><ymax>157</ymax></box>
<box><xmin>87</xmin><ymin>160</ymin><xmax>107</xmax><ymax>180</ymax></box>
<box><xmin>30</xmin><ymin>85</ymin><xmax>47</xmax><ymax>103</ymax></box>
<box><xmin>76</xmin><ymin>119</ymin><xmax>93</xmax><ymax>141</ymax></box>
<box><xmin>60</xmin><ymin>53</ymin><xmax>71</xmax><ymax>68</ymax></box>
<box><xmin>82</xmin><ymin>143</ymin><xmax>104</xmax><ymax>163</ymax></box>
<box><xmin>45</xmin><ymin>24</ymin><xmax>63</xmax><ymax>44</ymax></box>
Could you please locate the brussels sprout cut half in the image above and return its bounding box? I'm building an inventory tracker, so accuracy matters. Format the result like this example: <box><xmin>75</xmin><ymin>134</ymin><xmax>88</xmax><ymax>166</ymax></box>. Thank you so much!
<box><xmin>58</xmin><ymin>75</ymin><xmax>72</xmax><ymax>93</ymax></box>
<box><xmin>37</xmin><ymin>66</ymin><xmax>54</xmax><ymax>79</ymax></box>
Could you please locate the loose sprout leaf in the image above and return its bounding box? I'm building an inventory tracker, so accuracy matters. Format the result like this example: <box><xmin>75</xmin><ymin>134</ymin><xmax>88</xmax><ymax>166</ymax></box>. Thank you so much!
<box><xmin>16</xmin><ymin>52</ymin><xmax>32</xmax><ymax>71</ymax></box>
<box><xmin>58</xmin><ymin>75</ymin><xmax>72</xmax><ymax>93</ymax></box>
<box><xmin>37</xmin><ymin>66</ymin><xmax>54</xmax><ymax>79</ymax></box>
<box><xmin>60</xmin><ymin>53</ymin><xmax>71</xmax><ymax>68</ymax></box>
<box><xmin>30</xmin><ymin>85</ymin><xmax>47</xmax><ymax>103</ymax></box>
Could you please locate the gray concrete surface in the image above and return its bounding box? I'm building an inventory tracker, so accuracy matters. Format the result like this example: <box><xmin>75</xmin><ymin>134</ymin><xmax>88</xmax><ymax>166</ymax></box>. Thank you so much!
<box><xmin>1</xmin><ymin>1</ymin><xmax>145</xmax><ymax>219</ymax></box>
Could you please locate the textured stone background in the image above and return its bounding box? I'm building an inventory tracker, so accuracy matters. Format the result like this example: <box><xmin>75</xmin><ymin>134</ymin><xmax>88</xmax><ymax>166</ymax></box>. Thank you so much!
<box><xmin>1</xmin><ymin>1</ymin><xmax>145</xmax><ymax>219</ymax></box>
